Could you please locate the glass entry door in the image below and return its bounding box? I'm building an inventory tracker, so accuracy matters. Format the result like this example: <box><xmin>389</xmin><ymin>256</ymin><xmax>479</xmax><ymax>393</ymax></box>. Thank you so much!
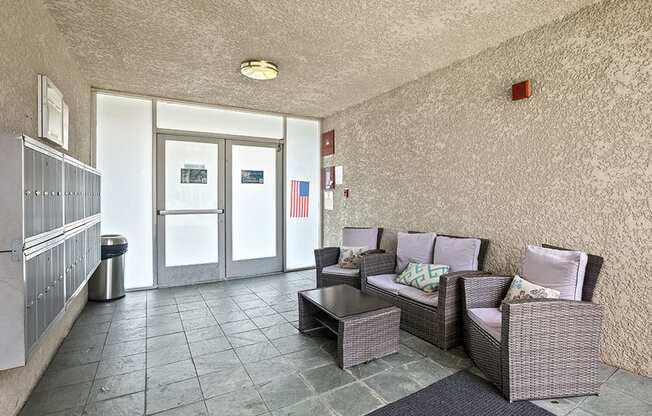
<box><xmin>156</xmin><ymin>134</ymin><xmax>225</xmax><ymax>286</ymax></box>
<box><xmin>226</xmin><ymin>141</ymin><xmax>283</xmax><ymax>277</ymax></box>
<box><xmin>156</xmin><ymin>134</ymin><xmax>282</xmax><ymax>286</ymax></box>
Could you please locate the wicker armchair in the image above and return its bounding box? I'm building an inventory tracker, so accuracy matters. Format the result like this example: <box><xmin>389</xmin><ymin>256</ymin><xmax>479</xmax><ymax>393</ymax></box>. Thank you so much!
<box><xmin>360</xmin><ymin>233</ymin><xmax>489</xmax><ymax>349</ymax></box>
<box><xmin>314</xmin><ymin>227</ymin><xmax>384</xmax><ymax>289</ymax></box>
<box><xmin>461</xmin><ymin>244</ymin><xmax>604</xmax><ymax>402</ymax></box>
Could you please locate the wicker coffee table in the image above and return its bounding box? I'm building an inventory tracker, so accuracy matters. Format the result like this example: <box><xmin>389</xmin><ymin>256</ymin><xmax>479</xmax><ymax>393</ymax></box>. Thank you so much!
<box><xmin>298</xmin><ymin>284</ymin><xmax>401</xmax><ymax>368</ymax></box>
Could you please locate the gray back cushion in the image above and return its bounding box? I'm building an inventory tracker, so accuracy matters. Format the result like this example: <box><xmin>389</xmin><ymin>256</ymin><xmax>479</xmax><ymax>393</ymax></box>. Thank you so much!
<box><xmin>521</xmin><ymin>245</ymin><xmax>588</xmax><ymax>300</ymax></box>
<box><xmin>395</xmin><ymin>232</ymin><xmax>436</xmax><ymax>274</ymax></box>
<box><xmin>433</xmin><ymin>236</ymin><xmax>481</xmax><ymax>272</ymax></box>
<box><xmin>342</xmin><ymin>227</ymin><xmax>379</xmax><ymax>250</ymax></box>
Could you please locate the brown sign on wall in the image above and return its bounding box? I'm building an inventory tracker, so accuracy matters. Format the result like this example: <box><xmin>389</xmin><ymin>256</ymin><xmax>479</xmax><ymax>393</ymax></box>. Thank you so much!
<box><xmin>322</xmin><ymin>130</ymin><xmax>335</xmax><ymax>156</ymax></box>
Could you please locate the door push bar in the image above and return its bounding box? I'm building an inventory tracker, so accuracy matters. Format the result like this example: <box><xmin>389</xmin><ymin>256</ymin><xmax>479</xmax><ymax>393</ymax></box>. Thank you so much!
<box><xmin>157</xmin><ymin>209</ymin><xmax>225</xmax><ymax>215</ymax></box>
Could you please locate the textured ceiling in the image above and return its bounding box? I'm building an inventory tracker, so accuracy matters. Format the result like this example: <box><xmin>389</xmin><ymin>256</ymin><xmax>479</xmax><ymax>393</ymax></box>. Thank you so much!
<box><xmin>43</xmin><ymin>0</ymin><xmax>600</xmax><ymax>117</ymax></box>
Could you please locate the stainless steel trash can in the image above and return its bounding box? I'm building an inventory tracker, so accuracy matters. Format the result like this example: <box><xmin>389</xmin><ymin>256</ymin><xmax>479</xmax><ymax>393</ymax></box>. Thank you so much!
<box><xmin>89</xmin><ymin>235</ymin><xmax>128</xmax><ymax>301</ymax></box>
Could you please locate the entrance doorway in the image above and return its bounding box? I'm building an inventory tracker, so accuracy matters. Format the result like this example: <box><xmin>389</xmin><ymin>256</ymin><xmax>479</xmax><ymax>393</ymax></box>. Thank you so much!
<box><xmin>156</xmin><ymin>133</ymin><xmax>282</xmax><ymax>286</ymax></box>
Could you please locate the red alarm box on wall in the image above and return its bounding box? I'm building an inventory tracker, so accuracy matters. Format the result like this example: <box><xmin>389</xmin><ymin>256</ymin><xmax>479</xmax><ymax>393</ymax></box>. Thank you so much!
<box><xmin>512</xmin><ymin>80</ymin><xmax>532</xmax><ymax>100</ymax></box>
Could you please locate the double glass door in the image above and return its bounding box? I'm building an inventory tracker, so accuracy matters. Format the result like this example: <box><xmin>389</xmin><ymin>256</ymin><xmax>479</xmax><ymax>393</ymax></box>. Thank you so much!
<box><xmin>156</xmin><ymin>134</ymin><xmax>282</xmax><ymax>286</ymax></box>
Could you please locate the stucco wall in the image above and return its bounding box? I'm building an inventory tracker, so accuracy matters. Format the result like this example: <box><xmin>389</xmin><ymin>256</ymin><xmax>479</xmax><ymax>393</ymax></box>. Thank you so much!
<box><xmin>0</xmin><ymin>1</ymin><xmax>91</xmax><ymax>414</ymax></box>
<box><xmin>0</xmin><ymin>0</ymin><xmax>92</xmax><ymax>163</ymax></box>
<box><xmin>323</xmin><ymin>0</ymin><xmax>651</xmax><ymax>376</ymax></box>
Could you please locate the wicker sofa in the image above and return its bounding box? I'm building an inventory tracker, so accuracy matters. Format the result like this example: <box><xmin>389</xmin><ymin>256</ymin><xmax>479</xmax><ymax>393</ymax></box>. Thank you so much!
<box><xmin>360</xmin><ymin>233</ymin><xmax>489</xmax><ymax>350</ymax></box>
<box><xmin>314</xmin><ymin>227</ymin><xmax>384</xmax><ymax>289</ymax></box>
<box><xmin>461</xmin><ymin>244</ymin><xmax>604</xmax><ymax>402</ymax></box>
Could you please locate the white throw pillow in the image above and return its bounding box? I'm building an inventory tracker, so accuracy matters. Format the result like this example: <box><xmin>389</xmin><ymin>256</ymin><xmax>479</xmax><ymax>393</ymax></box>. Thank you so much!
<box><xmin>338</xmin><ymin>246</ymin><xmax>368</xmax><ymax>269</ymax></box>
<box><xmin>521</xmin><ymin>245</ymin><xmax>588</xmax><ymax>300</ymax></box>
<box><xmin>500</xmin><ymin>275</ymin><xmax>561</xmax><ymax>311</ymax></box>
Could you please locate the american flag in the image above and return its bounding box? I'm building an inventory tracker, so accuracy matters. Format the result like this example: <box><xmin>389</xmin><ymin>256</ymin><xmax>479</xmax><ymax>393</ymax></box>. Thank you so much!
<box><xmin>290</xmin><ymin>180</ymin><xmax>309</xmax><ymax>218</ymax></box>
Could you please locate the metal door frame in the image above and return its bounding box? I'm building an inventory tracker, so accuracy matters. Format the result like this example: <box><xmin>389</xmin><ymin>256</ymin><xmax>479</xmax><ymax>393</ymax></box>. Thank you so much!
<box><xmin>155</xmin><ymin>133</ymin><xmax>226</xmax><ymax>287</ymax></box>
<box><xmin>225</xmin><ymin>140</ymin><xmax>284</xmax><ymax>278</ymax></box>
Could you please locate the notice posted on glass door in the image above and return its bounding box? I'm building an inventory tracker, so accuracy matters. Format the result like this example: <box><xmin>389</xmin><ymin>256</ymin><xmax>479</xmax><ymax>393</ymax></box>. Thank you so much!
<box><xmin>241</xmin><ymin>170</ymin><xmax>264</xmax><ymax>184</ymax></box>
<box><xmin>181</xmin><ymin>164</ymin><xmax>207</xmax><ymax>184</ymax></box>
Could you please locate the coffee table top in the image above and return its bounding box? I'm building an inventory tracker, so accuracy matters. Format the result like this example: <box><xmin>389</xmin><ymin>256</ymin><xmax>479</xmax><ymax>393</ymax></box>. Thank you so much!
<box><xmin>300</xmin><ymin>284</ymin><xmax>394</xmax><ymax>318</ymax></box>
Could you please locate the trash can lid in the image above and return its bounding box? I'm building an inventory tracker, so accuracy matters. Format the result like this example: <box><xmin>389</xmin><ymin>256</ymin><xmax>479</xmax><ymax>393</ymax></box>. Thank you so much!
<box><xmin>101</xmin><ymin>234</ymin><xmax>128</xmax><ymax>246</ymax></box>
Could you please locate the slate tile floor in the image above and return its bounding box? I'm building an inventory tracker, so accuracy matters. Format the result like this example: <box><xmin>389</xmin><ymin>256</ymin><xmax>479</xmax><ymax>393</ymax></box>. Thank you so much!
<box><xmin>21</xmin><ymin>271</ymin><xmax>652</xmax><ymax>416</ymax></box>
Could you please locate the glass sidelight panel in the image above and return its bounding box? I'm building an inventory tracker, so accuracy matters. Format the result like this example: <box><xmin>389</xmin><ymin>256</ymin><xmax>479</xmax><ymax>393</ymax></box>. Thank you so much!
<box><xmin>231</xmin><ymin>145</ymin><xmax>277</xmax><ymax>261</ymax></box>
<box><xmin>165</xmin><ymin>214</ymin><xmax>219</xmax><ymax>267</ymax></box>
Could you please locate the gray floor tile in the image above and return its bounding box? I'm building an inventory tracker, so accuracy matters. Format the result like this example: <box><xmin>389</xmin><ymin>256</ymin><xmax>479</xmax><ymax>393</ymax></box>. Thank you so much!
<box><xmin>228</xmin><ymin>329</ymin><xmax>269</xmax><ymax>348</ymax></box>
<box><xmin>245</xmin><ymin>306</ymin><xmax>278</xmax><ymax>318</ymax></box>
<box><xmin>253</xmin><ymin>314</ymin><xmax>288</xmax><ymax>329</ymax></box>
<box><xmin>147</xmin><ymin>332</ymin><xmax>188</xmax><ymax>352</ymax></box>
<box><xmin>245</xmin><ymin>357</ymin><xmax>297</xmax><ymax>385</ymax></box>
<box><xmin>96</xmin><ymin>353</ymin><xmax>146</xmax><ymax>379</ymax></box>
<box><xmin>106</xmin><ymin>326</ymin><xmax>147</xmax><ymax>345</ymax></box>
<box><xmin>49</xmin><ymin>346</ymin><xmax>103</xmax><ymax>371</ymax></box>
<box><xmin>403</xmin><ymin>358</ymin><xmax>455</xmax><ymax>386</ymax></box>
<box><xmin>532</xmin><ymin>396</ymin><xmax>586</xmax><ymax>416</ymax></box>
<box><xmin>347</xmin><ymin>359</ymin><xmax>391</xmax><ymax>380</ymax></box>
<box><xmin>148</xmin><ymin>320</ymin><xmax>185</xmax><ymax>338</ymax></box>
<box><xmin>194</xmin><ymin>349</ymin><xmax>241</xmax><ymax>376</ymax></box>
<box><xmin>177</xmin><ymin>301</ymin><xmax>209</xmax><ymax>312</ymax></box>
<box><xmin>68</xmin><ymin>320</ymin><xmax>111</xmax><ymax>338</ymax></box>
<box><xmin>363</xmin><ymin>368</ymin><xmax>421</xmax><ymax>402</ymax></box>
<box><xmin>102</xmin><ymin>339</ymin><xmax>146</xmax><ymax>359</ymax></box>
<box><xmin>89</xmin><ymin>369</ymin><xmax>146</xmax><ymax>402</ymax></box>
<box><xmin>152</xmin><ymin>400</ymin><xmax>209</xmax><ymax>416</ymax></box>
<box><xmin>236</xmin><ymin>341</ymin><xmax>282</xmax><ymax>363</ymax></box>
<box><xmin>185</xmin><ymin>325</ymin><xmax>225</xmax><ymax>343</ymax></box>
<box><xmin>35</xmin><ymin>362</ymin><xmax>98</xmax><ymax>392</ymax></box>
<box><xmin>147</xmin><ymin>304</ymin><xmax>179</xmax><ymax>316</ymax></box>
<box><xmin>271</xmin><ymin>397</ymin><xmax>333</xmax><ymax>416</ymax></box>
<box><xmin>182</xmin><ymin>316</ymin><xmax>218</xmax><ymax>331</ymax></box>
<box><xmin>379</xmin><ymin>344</ymin><xmax>423</xmax><ymax>367</ymax></box>
<box><xmin>110</xmin><ymin>317</ymin><xmax>147</xmax><ymax>331</ymax></box>
<box><xmin>257</xmin><ymin>374</ymin><xmax>313</xmax><ymax>410</ymax></box>
<box><xmin>147</xmin><ymin>359</ymin><xmax>198</xmax><ymax>388</ymax></box>
<box><xmin>238</xmin><ymin>300</ymin><xmax>268</xmax><ymax>310</ymax></box>
<box><xmin>146</xmin><ymin>377</ymin><xmax>204</xmax><ymax>415</ymax></box>
<box><xmin>189</xmin><ymin>336</ymin><xmax>232</xmax><ymax>357</ymax></box>
<box><xmin>148</xmin><ymin>343</ymin><xmax>192</xmax><ymax>368</ymax></box>
<box><xmin>21</xmin><ymin>381</ymin><xmax>92</xmax><ymax>415</ymax></box>
<box><xmin>270</xmin><ymin>334</ymin><xmax>321</xmax><ymax>355</ymax></box>
<box><xmin>222</xmin><ymin>319</ymin><xmax>259</xmax><ymax>335</ymax></box>
<box><xmin>322</xmin><ymin>382</ymin><xmax>384</xmax><ymax>416</ymax></box>
<box><xmin>283</xmin><ymin>349</ymin><xmax>334</xmax><ymax>371</ymax></box>
<box><xmin>567</xmin><ymin>409</ymin><xmax>597</xmax><ymax>416</ymax></box>
<box><xmin>302</xmin><ymin>364</ymin><xmax>356</xmax><ymax>393</ymax></box>
<box><xmin>59</xmin><ymin>332</ymin><xmax>107</xmax><ymax>353</ymax></box>
<box><xmin>213</xmin><ymin>310</ymin><xmax>249</xmax><ymax>324</ymax></box>
<box><xmin>205</xmin><ymin>386</ymin><xmax>267</xmax><ymax>416</ymax></box>
<box><xmin>83</xmin><ymin>391</ymin><xmax>145</xmax><ymax>416</ymax></box>
<box><xmin>262</xmin><ymin>323</ymin><xmax>299</xmax><ymax>340</ymax></box>
<box><xmin>199</xmin><ymin>365</ymin><xmax>253</xmax><ymax>399</ymax></box>
<box><xmin>605</xmin><ymin>369</ymin><xmax>652</xmax><ymax>403</ymax></box>
<box><xmin>581</xmin><ymin>385</ymin><xmax>652</xmax><ymax>416</ymax></box>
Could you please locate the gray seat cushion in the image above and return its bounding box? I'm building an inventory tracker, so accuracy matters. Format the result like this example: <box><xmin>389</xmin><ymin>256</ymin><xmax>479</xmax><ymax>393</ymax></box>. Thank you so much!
<box><xmin>395</xmin><ymin>232</ymin><xmax>436</xmax><ymax>274</ymax></box>
<box><xmin>322</xmin><ymin>265</ymin><xmax>360</xmax><ymax>277</ymax></box>
<box><xmin>467</xmin><ymin>308</ymin><xmax>502</xmax><ymax>341</ymax></box>
<box><xmin>433</xmin><ymin>236</ymin><xmax>481</xmax><ymax>272</ymax></box>
<box><xmin>398</xmin><ymin>285</ymin><xmax>438</xmax><ymax>307</ymax></box>
<box><xmin>367</xmin><ymin>274</ymin><xmax>402</xmax><ymax>295</ymax></box>
<box><xmin>342</xmin><ymin>227</ymin><xmax>379</xmax><ymax>250</ymax></box>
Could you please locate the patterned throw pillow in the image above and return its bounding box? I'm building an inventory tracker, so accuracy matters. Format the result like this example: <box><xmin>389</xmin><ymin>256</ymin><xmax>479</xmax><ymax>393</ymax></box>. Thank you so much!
<box><xmin>395</xmin><ymin>263</ymin><xmax>450</xmax><ymax>293</ymax></box>
<box><xmin>500</xmin><ymin>275</ymin><xmax>561</xmax><ymax>311</ymax></box>
<box><xmin>338</xmin><ymin>246</ymin><xmax>368</xmax><ymax>269</ymax></box>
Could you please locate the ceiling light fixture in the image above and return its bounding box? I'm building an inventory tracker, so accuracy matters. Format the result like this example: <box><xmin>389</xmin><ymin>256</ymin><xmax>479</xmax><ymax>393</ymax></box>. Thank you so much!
<box><xmin>240</xmin><ymin>60</ymin><xmax>278</xmax><ymax>80</ymax></box>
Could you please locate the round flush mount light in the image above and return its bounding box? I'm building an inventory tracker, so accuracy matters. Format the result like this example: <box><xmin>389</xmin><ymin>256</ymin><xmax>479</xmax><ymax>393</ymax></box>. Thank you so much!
<box><xmin>240</xmin><ymin>60</ymin><xmax>278</xmax><ymax>80</ymax></box>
